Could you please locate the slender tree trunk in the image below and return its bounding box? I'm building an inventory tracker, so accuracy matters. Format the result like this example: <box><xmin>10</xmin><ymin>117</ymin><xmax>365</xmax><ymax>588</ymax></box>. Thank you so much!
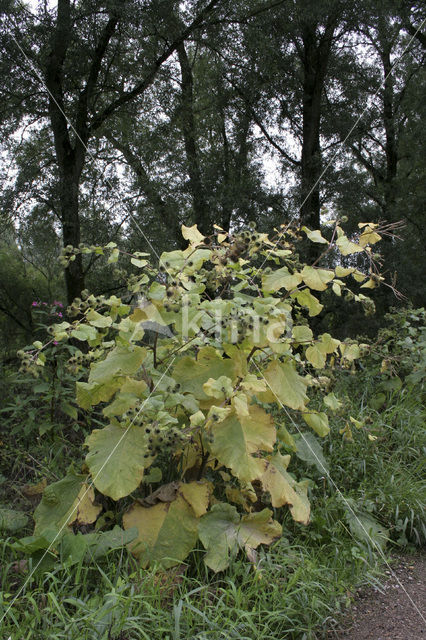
<box><xmin>380</xmin><ymin>45</ymin><xmax>398</xmax><ymax>220</ymax></box>
<box><xmin>299</xmin><ymin>20</ymin><xmax>335</xmax><ymax>235</ymax></box>
<box><xmin>177</xmin><ymin>42</ymin><xmax>209</xmax><ymax>233</ymax></box>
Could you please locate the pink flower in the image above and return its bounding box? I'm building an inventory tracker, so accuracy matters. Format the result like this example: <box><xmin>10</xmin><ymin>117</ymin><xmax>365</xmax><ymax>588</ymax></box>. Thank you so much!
<box><xmin>57</xmin><ymin>312</ymin><xmax>63</xmax><ymax>318</ymax></box>
<box><xmin>42</xmin><ymin>302</ymin><xmax>47</xmax><ymax>306</ymax></box>
<box><xmin>53</xmin><ymin>340</ymin><xmax>58</xmax><ymax>345</ymax></box>
<box><xmin>32</xmin><ymin>301</ymin><xmax>38</xmax><ymax>307</ymax></box>
<box><xmin>53</xmin><ymin>300</ymin><xmax>63</xmax><ymax>307</ymax></box>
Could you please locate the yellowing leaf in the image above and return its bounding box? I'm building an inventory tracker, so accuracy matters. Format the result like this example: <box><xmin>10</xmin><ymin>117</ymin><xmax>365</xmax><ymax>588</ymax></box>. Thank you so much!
<box><xmin>85</xmin><ymin>424</ymin><xmax>151</xmax><ymax>500</ymax></box>
<box><xmin>179</xmin><ymin>481</ymin><xmax>211</xmax><ymax>518</ymax></box>
<box><xmin>209</xmin><ymin>405</ymin><xmax>275</xmax><ymax>483</ymax></box>
<box><xmin>182</xmin><ymin>224</ymin><xmax>205</xmax><ymax>246</ymax></box>
<box><xmin>353</xmin><ymin>270</ymin><xmax>367</xmax><ymax>283</ymax></box>
<box><xmin>233</xmin><ymin>392</ymin><xmax>250</xmax><ymax>417</ymax></box>
<box><xmin>336</xmin><ymin>235</ymin><xmax>364</xmax><ymax>256</ymax></box>
<box><xmin>74</xmin><ymin>484</ymin><xmax>102</xmax><ymax>525</ymax></box>
<box><xmin>86</xmin><ymin>309</ymin><xmax>113</xmax><ymax>328</ymax></box>
<box><xmin>332</xmin><ymin>282</ymin><xmax>341</xmax><ymax>296</ymax></box>
<box><xmin>339</xmin><ymin>343</ymin><xmax>360</xmax><ymax>361</ymax></box>
<box><xmin>259</xmin><ymin>453</ymin><xmax>310</xmax><ymax>524</ymax></box>
<box><xmin>294</xmin><ymin>289</ymin><xmax>323</xmax><ymax>316</ymax></box>
<box><xmin>360</xmin><ymin>278</ymin><xmax>377</xmax><ymax>289</ymax></box>
<box><xmin>301</xmin><ymin>266</ymin><xmax>334</xmax><ymax>291</ymax></box>
<box><xmin>203</xmin><ymin>376</ymin><xmax>233</xmax><ymax>399</ymax></box>
<box><xmin>318</xmin><ymin>333</ymin><xmax>340</xmax><ymax>354</ymax></box>
<box><xmin>292</xmin><ymin>325</ymin><xmax>313</xmax><ymax>343</ymax></box>
<box><xmin>358</xmin><ymin>226</ymin><xmax>381</xmax><ymax>247</ymax></box>
<box><xmin>262</xmin><ymin>267</ymin><xmax>302</xmax><ymax>293</ymax></box>
<box><xmin>306</xmin><ymin>344</ymin><xmax>326</xmax><ymax>369</ymax></box>
<box><xmin>323</xmin><ymin>393</ymin><xmax>342</xmax><ymax>412</ymax></box>
<box><xmin>302</xmin><ymin>227</ymin><xmax>328</xmax><ymax>244</ymax></box>
<box><xmin>225</xmin><ymin>483</ymin><xmax>257</xmax><ymax>511</ymax></box>
<box><xmin>241</xmin><ymin>374</ymin><xmax>267</xmax><ymax>394</ymax></box>
<box><xmin>302</xmin><ymin>411</ymin><xmax>330</xmax><ymax>437</ymax></box>
<box><xmin>123</xmin><ymin>493</ymin><xmax>199</xmax><ymax>568</ymax></box>
<box><xmin>262</xmin><ymin>360</ymin><xmax>309</xmax><ymax>410</ymax></box>
<box><xmin>335</xmin><ymin>266</ymin><xmax>355</xmax><ymax>277</ymax></box>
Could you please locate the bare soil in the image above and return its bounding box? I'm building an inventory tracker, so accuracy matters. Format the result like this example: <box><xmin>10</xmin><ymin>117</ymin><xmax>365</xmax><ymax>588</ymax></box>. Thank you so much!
<box><xmin>334</xmin><ymin>553</ymin><xmax>426</xmax><ymax>640</ymax></box>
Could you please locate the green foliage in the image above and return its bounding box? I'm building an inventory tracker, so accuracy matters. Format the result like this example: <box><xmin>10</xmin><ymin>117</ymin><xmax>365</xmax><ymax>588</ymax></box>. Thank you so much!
<box><xmin>0</xmin><ymin>302</ymin><xmax>84</xmax><ymax>437</ymax></box>
<box><xmin>17</xmin><ymin>220</ymin><xmax>386</xmax><ymax>571</ymax></box>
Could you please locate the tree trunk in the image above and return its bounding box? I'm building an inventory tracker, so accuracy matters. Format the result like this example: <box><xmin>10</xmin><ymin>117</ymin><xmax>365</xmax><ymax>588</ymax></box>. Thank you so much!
<box><xmin>177</xmin><ymin>42</ymin><xmax>209</xmax><ymax>234</ymax></box>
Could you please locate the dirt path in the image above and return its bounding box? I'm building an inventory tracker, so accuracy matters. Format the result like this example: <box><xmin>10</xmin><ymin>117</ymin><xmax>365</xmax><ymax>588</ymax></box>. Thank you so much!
<box><xmin>335</xmin><ymin>554</ymin><xmax>426</xmax><ymax>640</ymax></box>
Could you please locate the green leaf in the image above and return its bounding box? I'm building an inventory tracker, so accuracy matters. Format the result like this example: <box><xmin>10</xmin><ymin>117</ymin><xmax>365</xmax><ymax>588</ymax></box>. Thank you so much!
<box><xmin>198</xmin><ymin>503</ymin><xmax>281</xmax><ymax>572</ymax></box>
<box><xmin>130</xmin><ymin>257</ymin><xmax>148</xmax><ymax>268</ymax></box>
<box><xmin>85</xmin><ymin>424</ymin><xmax>151</xmax><ymax>500</ymax></box>
<box><xmin>70</xmin><ymin>324</ymin><xmax>98</xmax><ymax>341</ymax></box>
<box><xmin>89</xmin><ymin>345</ymin><xmax>146</xmax><ymax>384</ymax></box>
<box><xmin>294</xmin><ymin>432</ymin><xmax>329</xmax><ymax>475</ymax></box>
<box><xmin>345</xmin><ymin>510</ymin><xmax>389</xmax><ymax>550</ymax></box>
<box><xmin>86</xmin><ymin>309</ymin><xmax>113</xmax><ymax>328</ymax></box>
<box><xmin>173</xmin><ymin>347</ymin><xmax>236</xmax><ymax>401</ymax></box>
<box><xmin>302</xmin><ymin>411</ymin><xmax>330</xmax><ymax>437</ymax></box>
<box><xmin>34</xmin><ymin>471</ymin><xmax>96</xmax><ymax>536</ymax></box>
<box><xmin>76</xmin><ymin>379</ymin><xmax>122</xmax><ymax>409</ymax></box>
<box><xmin>84</xmin><ymin>525</ymin><xmax>138</xmax><ymax>561</ymax></box>
<box><xmin>210</xmin><ymin>405</ymin><xmax>275</xmax><ymax>482</ymax></box>
<box><xmin>262</xmin><ymin>359</ymin><xmax>309</xmax><ymax>410</ymax></box>
<box><xmin>0</xmin><ymin>508</ymin><xmax>28</xmax><ymax>533</ymax></box>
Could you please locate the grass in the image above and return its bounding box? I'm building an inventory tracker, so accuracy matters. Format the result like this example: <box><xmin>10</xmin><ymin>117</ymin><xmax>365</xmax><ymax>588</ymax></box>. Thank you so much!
<box><xmin>0</xmin><ymin>367</ymin><xmax>424</xmax><ymax>639</ymax></box>
<box><xmin>0</xmin><ymin>532</ymin><xmax>383</xmax><ymax>640</ymax></box>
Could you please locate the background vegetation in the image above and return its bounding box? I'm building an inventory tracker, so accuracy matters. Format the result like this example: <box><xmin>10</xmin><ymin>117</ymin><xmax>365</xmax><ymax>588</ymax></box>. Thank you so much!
<box><xmin>0</xmin><ymin>1</ymin><xmax>425</xmax><ymax>638</ymax></box>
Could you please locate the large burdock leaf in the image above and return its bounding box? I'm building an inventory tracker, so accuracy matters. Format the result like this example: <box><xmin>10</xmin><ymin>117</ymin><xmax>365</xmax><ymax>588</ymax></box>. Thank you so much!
<box><xmin>209</xmin><ymin>404</ymin><xmax>275</xmax><ymax>483</ymax></box>
<box><xmin>173</xmin><ymin>347</ymin><xmax>236</xmax><ymax>401</ymax></box>
<box><xmin>34</xmin><ymin>471</ymin><xmax>99</xmax><ymax>536</ymax></box>
<box><xmin>262</xmin><ymin>359</ymin><xmax>308</xmax><ymax>411</ymax></box>
<box><xmin>76</xmin><ymin>379</ymin><xmax>122</xmax><ymax>410</ymax></box>
<box><xmin>198</xmin><ymin>503</ymin><xmax>281</xmax><ymax>572</ymax></box>
<box><xmin>301</xmin><ymin>266</ymin><xmax>334</xmax><ymax>291</ymax></box>
<box><xmin>85</xmin><ymin>423</ymin><xmax>151</xmax><ymax>500</ymax></box>
<box><xmin>259</xmin><ymin>453</ymin><xmax>310</xmax><ymax>524</ymax></box>
<box><xmin>89</xmin><ymin>346</ymin><xmax>146</xmax><ymax>384</ymax></box>
<box><xmin>123</xmin><ymin>482</ymin><xmax>209</xmax><ymax>568</ymax></box>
